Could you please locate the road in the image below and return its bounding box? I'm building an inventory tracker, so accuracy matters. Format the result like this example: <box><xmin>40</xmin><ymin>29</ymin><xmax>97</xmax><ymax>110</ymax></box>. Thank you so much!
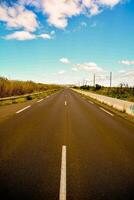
<box><xmin>0</xmin><ymin>89</ymin><xmax>134</xmax><ymax>200</ymax></box>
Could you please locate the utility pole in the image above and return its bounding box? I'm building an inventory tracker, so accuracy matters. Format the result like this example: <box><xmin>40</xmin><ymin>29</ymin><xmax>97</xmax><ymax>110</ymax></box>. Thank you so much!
<box><xmin>83</xmin><ymin>79</ymin><xmax>85</xmax><ymax>86</ymax></box>
<box><xmin>110</xmin><ymin>72</ymin><xmax>112</xmax><ymax>88</ymax></box>
<box><xmin>93</xmin><ymin>74</ymin><xmax>96</xmax><ymax>87</ymax></box>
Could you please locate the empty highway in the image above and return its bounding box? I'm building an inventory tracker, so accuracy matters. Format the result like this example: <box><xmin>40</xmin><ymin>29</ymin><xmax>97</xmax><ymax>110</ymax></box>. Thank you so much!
<box><xmin>0</xmin><ymin>89</ymin><xmax>134</xmax><ymax>200</ymax></box>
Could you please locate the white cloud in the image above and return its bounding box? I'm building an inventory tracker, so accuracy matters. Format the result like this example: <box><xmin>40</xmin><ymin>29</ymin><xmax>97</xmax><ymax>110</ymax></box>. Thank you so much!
<box><xmin>72</xmin><ymin>67</ymin><xmax>78</xmax><ymax>71</ymax></box>
<box><xmin>75</xmin><ymin>62</ymin><xmax>104</xmax><ymax>73</ymax></box>
<box><xmin>38</xmin><ymin>33</ymin><xmax>52</xmax><ymax>39</ymax></box>
<box><xmin>40</xmin><ymin>0</ymin><xmax>82</xmax><ymax>29</ymax></box>
<box><xmin>121</xmin><ymin>70</ymin><xmax>134</xmax><ymax>78</ymax></box>
<box><xmin>57</xmin><ymin>70</ymin><xmax>66</xmax><ymax>75</ymax></box>
<box><xmin>89</xmin><ymin>3</ymin><xmax>101</xmax><ymax>16</ymax></box>
<box><xmin>28</xmin><ymin>0</ymin><xmax>122</xmax><ymax>29</ymax></box>
<box><xmin>82</xmin><ymin>0</ymin><xmax>121</xmax><ymax>8</ymax></box>
<box><xmin>115</xmin><ymin>69</ymin><xmax>134</xmax><ymax>86</ymax></box>
<box><xmin>0</xmin><ymin>5</ymin><xmax>38</xmax><ymax>32</ymax></box>
<box><xmin>119</xmin><ymin>60</ymin><xmax>134</xmax><ymax>65</ymax></box>
<box><xmin>50</xmin><ymin>30</ymin><xmax>55</xmax><ymax>35</ymax></box>
<box><xmin>20</xmin><ymin>0</ymin><xmax>41</xmax><ymax>8</ymax></box>
<box><xmin>0</xmin><ymin>0</ymin><xmax>124</xmax><ymax>32</ymax></box>
<box><xmin>98</xmin><ymin>0</ymin><xmax>121</xmax><ymax>7</ymax></box>
<box><xmin>60</xmin><ymin>58</ymin><xmax>70</xmax><ymax>64</ymax></box>
<box><xmin>3</xmin><ymin>31</ymin><xmax>53</xmax><ymax>41</ymax></box>
<box><xmin>4</xmin><ymin>31</ymin><xmax>36</xmax><ymax>40</ymax></box>
<box><xmin>118</xmin><ymin>70</ymin><xmax>126</xmax><ymax>73</ymax></box>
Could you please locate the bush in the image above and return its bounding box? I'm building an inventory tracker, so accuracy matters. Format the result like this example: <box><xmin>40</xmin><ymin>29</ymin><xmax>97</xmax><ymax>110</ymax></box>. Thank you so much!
<box><xmin>80</xmin><ymin>85</ymin><xmax>90</xmax><ymax>90</ymax></box>
<box><xmin>95</xmin><ymin>84</ymin><xmax>101</xmax><ymax>90</ymax></box>
<box><xmin>26</xmin><ymin>95</ymin><xmax>33</xmax><ymax>100</ymax></box>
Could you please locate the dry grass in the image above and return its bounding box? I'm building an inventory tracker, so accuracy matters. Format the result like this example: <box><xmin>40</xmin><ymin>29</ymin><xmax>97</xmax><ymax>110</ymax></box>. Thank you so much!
<box><xmin>0</xmin><ymin>77</ymin><xmax>61</xmax><ymax>98</ymax></box>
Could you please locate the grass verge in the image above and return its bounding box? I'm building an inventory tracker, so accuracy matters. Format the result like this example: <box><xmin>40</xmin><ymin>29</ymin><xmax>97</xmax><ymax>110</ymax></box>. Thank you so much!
<box><xmin>0</xmin><ymin>89</ymin><xmax>59</xmax><ymax>107</ymax></box>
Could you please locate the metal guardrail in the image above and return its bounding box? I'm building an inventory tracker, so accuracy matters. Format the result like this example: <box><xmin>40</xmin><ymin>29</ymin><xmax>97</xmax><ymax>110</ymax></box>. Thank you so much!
<box><xmin>0</xmin><ymin>90</ymin><xmax>56</xmax><ymax>101</ymax></box>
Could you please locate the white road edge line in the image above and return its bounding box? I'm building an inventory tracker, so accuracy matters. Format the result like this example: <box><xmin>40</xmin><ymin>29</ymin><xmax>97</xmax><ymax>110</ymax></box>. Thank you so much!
<box><xmin>100</xmin><ymin>107</ymin><xmax>114</xmax><ymax>116</ymax></box>
<box><xmin>64</xmin><ymin>101</ymin><xmax>67</xmax><ymax>106</ymax></box>
<box><xmin>59</xmin><ymin>145</ymin><xmax>66</xmax><ymax>200</ymax></box>
<box><xmin>16</xmin><ymin>105</ymin><xmax>31</xmax><ymax>114</ymax></box>
<box><xmin>88</xmin><ymin>100</ymin><xmax>94</xmax><ymax>104</ymax></box>
<box><xmin>37</xmin><ymin>99</ymin><xmax>43</xmax><ymax>103</ymax></box>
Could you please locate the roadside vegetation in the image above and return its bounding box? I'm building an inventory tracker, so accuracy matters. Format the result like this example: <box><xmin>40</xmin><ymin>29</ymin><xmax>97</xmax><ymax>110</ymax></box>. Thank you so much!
<box><xmin>0</xmin><ymin>77</ymin><xmax>61</xmax><ymax>106</ymax></box>
<box><xmin>74</xmin><ymin>84</ymin><xmax>134</xmax><ymax>102</ymax></box>
<box><xmin>0</xmin><ymin>77</ymin><xmax>61</xmax><ymax>98</ymax></box>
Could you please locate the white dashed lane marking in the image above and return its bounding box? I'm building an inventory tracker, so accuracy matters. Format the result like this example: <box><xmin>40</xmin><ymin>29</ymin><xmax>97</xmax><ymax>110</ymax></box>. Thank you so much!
<box><xmin>59</xmin><ymin>145</ymin><xmax>66</xmax><ymax>200</ymax></box>
<box><xmin>100</xmin><ymin>107</ymin><xmax>114</xmax><ymax>116</ymax></box>
<box><xmin>88</xmin><ymin>100</ymin><xmax>94</xmax><ymax>104</ymax></box>
<box><xmin>37</xmin><ymin>99</ymin><xmax>43</xmax><ymax>103</ymax></box>
<box><xmin>16</xmin><ymin>105</ymin><xmax>31</xmax><ymax>114</ymax></box>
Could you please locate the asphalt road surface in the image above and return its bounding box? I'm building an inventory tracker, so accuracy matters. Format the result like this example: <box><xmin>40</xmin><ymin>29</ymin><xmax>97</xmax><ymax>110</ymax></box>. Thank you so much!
<box><xmin>0</xmin><ymin>89</ymin><xmax>134</xmax><ymax>200</ymax></box>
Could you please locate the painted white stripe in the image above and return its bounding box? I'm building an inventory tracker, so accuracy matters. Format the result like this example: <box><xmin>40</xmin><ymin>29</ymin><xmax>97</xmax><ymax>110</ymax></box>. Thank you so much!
<box><xmin>37</xmin><ymin>99</ymin><xmax>43</xmax><ymax>103</ymax></box>
<box><xmin>59</xmin><ymin>145</ymin><xmax>66</xmax><ymax>200</ymax></box>
<box><xmin>100</xmin><ymin>107</ymin><xmax>114</xmax><ymax>116</ymax></box>
<box><xmin>88</xmin><ymin>100</ymin><xmax>94</xmax><ymax>104</ymax></box>
<box><xmin>65</xmin><ymin>101</ymin><xmax>67</xmax><ymax>106</ymax></box>
<box><xmin>16</xmin><ymin>105</ymin><xmax>31</xmax><ymax>114</ymax></box>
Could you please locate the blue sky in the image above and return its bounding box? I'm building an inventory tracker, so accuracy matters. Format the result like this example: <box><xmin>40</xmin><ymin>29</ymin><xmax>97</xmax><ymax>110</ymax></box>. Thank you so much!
<box><xmin>0</xmin><ymin>0</ymin><xmax>134</xmax><ymax>86</ymax></box>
